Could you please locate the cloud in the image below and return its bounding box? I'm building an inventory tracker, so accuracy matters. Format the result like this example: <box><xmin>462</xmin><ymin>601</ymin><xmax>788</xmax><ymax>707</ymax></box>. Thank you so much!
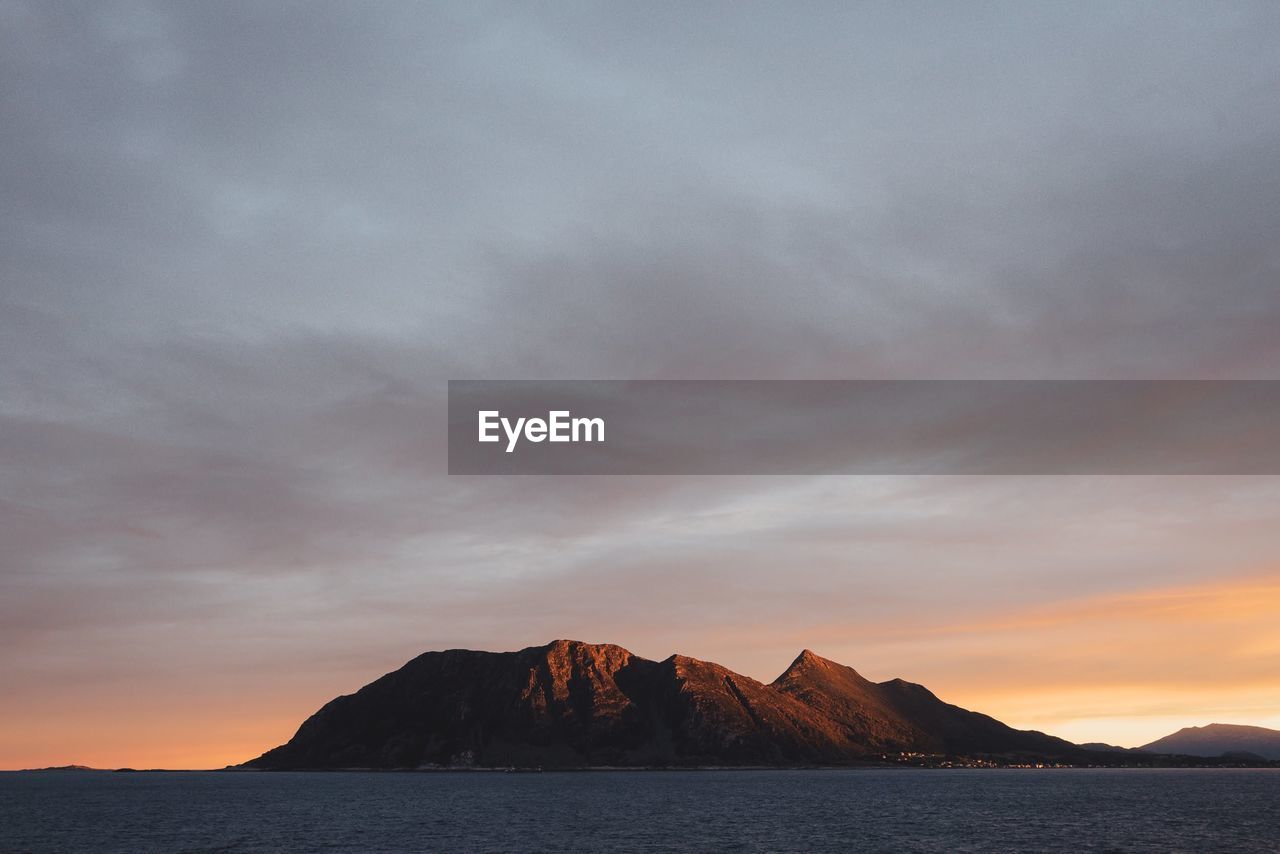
<box><xmin>2</xmin><ymin>0</ymin><xmax>1280</xmax><ymax>766</ymax></box>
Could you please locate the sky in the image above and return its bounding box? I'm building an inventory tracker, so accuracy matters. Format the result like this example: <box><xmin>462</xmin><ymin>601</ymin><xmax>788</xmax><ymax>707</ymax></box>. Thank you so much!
<box><xmin>2</xmin><ymin>0</ymin><xmax>1280</xmax><ymax>769</ymax></box>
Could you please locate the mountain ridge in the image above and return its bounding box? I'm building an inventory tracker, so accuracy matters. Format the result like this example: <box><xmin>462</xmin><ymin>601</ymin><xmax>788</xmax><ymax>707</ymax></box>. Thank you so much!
<box><xmin>243</xmin><ymin>640</ymin><xmax>1083</xmax><ymax>769</ymax></box>
<box><xmin>1140</xmin><ymin>723</ymin><xmax>1280</xmax><ymax>760</ymax></box>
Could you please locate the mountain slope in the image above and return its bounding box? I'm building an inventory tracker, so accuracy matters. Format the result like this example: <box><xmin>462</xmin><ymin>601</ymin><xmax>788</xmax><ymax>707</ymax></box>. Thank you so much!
<box><xmin>772</xmin><ymin>649</ymin><xmax>1076</xmax><ymax>756</ymax></box>
<box><xmin>770</xmin><ymin>649</ymin><xmax>927</xmax><ymax>750</ymax></box>
<box><xmin>251</xmin><ymin>641</ymin><xmax>656</xmax><ymax>768</ymax></box>
<box><xmin>1141</xmin><ymin>724</ymin><xmax>1280</xmax><ymax>760</ymax></box>
<box><xmin>244</xmin><ymin>640</ymin><xmax>1079</xmax><ymax>769</ymax></box>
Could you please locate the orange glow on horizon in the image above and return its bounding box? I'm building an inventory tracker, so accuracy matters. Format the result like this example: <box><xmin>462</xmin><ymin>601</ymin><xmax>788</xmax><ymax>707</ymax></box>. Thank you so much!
<box><xmin>4</xmin><ymin>571</ymin><xmax>1280</xmax><ymax>768</ymax></box>
<box><xmin>727</xmin><ymin>570</ymin><xmax>1280</xmax><ymax>747</ymax></box>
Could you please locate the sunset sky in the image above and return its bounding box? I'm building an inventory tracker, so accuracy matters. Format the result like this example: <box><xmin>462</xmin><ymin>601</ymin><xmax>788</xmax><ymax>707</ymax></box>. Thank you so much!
<box><xmin>3</xmin><ymin>1</ymin><xmax>1280</xmax><ymax>769</ymax></box>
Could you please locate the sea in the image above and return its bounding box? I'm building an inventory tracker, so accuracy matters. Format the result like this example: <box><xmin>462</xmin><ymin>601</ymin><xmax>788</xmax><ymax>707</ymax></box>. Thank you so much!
<box><xmin>1</xmin><ymin>768</ymin><xmax>1277</xmax><ymax>852</ymax></box>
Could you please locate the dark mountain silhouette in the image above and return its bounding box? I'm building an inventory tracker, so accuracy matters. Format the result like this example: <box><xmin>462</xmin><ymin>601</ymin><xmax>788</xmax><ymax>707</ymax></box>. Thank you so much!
<box><xmin>1078</xmin><ymin>742</ymin><xmax>1135</xmax><ymax>753</ymax></box>
<box><xmin>1141</xmin><ymin>724</ymin><xmax>1280</xmax><ymax>760</ymax></box>
<box><xmin>243</xmin><ymin>640</ymin><xmax>1079</xmax><ymax>769</ymax></box>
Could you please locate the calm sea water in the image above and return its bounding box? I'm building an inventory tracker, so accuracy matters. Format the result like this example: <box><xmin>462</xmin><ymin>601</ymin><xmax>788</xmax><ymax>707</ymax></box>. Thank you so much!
<box><xmin>1</xmin><ymin>768</ymin><xmax>1277</xmax><ymax>853</ymax></box>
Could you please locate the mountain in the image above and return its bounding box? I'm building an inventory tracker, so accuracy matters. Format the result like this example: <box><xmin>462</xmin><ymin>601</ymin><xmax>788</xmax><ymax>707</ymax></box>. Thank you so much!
<box><xmin>1078</xmin><ymin>743</ymin><xmax>1135</xmax><ymax>753</ymax></box>
<box><xmin>243</xmin><ymin>640</ymin><xmax>1079</xmax><ymax>769</ymax></box>
<box><xmin>772</xmin><ymin>649</ymin><xmax>1077</xmax><ymax>756</ymax></box>
<box><xmin>1141</xmin><ymin>724</ymin><xmax>1280</xmax><ymax>760</ymax></box>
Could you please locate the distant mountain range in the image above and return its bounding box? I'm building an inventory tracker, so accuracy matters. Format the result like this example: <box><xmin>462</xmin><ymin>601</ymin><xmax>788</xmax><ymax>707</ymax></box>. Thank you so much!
<box><xmin>242</xmin><ymin>640</ymin><xmax>1089</xmax><ymax>769</ymax></box>
<box><xmin>1140</xmin><ymin>723</ymin><xmax>1280</xmax><ymax>761</ymax></box>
